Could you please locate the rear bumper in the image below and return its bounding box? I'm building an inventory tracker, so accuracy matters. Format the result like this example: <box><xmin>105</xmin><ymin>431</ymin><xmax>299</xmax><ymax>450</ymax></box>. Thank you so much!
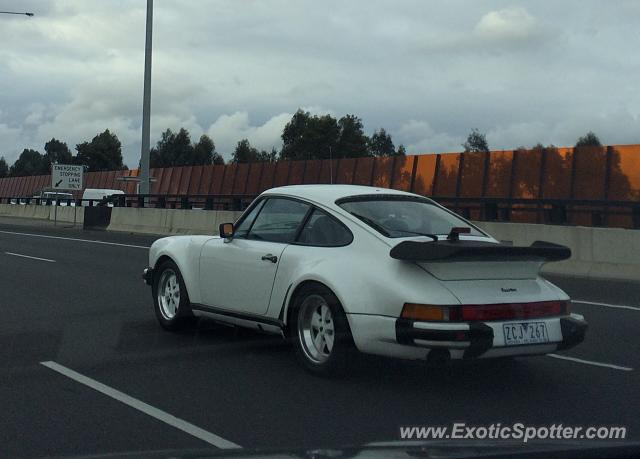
<box><xmin>347</xmin><ymin>313</ymin><xmax>587</xmax><ymax>360</ymax></box>
<box><xmin>142</xmin><ymin>267</ymin><xmax>154</xmax><ymax>286</ymax></box>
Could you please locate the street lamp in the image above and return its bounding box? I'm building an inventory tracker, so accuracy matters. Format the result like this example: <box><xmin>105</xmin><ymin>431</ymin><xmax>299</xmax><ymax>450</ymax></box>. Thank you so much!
<box><xmin>139</xmin><ymin>0</ymin><xmax>153</xmax><ymax>195</ymax></box>
<box><xmin>0</xmin><ymin>11</ymin><xmax>34</xmax><ymax>16</ymax></box>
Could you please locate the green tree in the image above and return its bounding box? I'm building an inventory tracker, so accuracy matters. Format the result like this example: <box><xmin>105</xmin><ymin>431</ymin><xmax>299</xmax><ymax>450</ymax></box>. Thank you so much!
<box><xmin>575</xmin><ymin>131</ymin><xmax>601</xmax><ymax>148</ymax></box>
<box><xmin>150</xmin><ymin>128</ymin><xmax>194</xmax><ymax>168</ymax></box>
<box><xmin>192</xmin><ymin>134</ymin><xmax>221</xmax><ymax>166</ymax></box>
<box><xmin>232</xmin><ymin>139</ymin><xmax>260</xmax><ymax>163</ymax></box>
<box><xmin>75</xmin><ymin>129</ymin><xmax>125</xmax><ymax>172</ymax></box>
<box><xmin>212</xmin><ymin>152</ymin><xmax>225</xmax><ymax>165</ymax></box>
<box><xmin>369</xmin><ymin>128</ymin><xmax>396</xmax><ymax>156</ymax></box>
<box><xmin>256</xmin><ymin>147</ymin><xmax>278</xmax><ymax>162</ymax></box>
<box><xmin>462</xmin><ymin>128</ymin><xmax>490</xmax><ymax>153</ymax></box>
<box><xmin>280</xmin><ymin>109</ymin><xmax>340</xmax><ymax>160</ymax></box>
<box><xmin>396</xmin><ymin>144</ymin><xmax>406</xmax><ymax>156</ymax></box>
<box><xmin>43</xmin><ymin>138</ymin><xmax>73</xmax><ymax>169</ymax></box>
<box><xmin>0</xmin><ymin>157</ymin><xmax>8</xmax><ymax>178</ymax></box>
<box><xmin>9</xmin><ymin>149</ymin><xmax>48</xmax><ymax>177</ymax></box>
<box><xmin>336</xmin><ymin>114</ymin><xmax>369</xmax><ymax>158</ymax></box>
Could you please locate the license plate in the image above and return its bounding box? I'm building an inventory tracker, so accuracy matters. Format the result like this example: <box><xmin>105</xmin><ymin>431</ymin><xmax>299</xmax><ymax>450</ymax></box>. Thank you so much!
<box><xmin>503</xmin><ymin>322</ymin><xmax>549</xmax><ymax>346</ymax></box>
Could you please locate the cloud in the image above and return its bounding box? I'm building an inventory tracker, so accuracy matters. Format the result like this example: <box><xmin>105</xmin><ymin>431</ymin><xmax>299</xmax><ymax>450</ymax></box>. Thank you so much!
<box><xmin>206</xmin><ymin>112</ymin><xmax>292</xmax><ymax>159</ymax></box>
<box><xmin>0</xmin><ymin>0</ymin><xmax>638</xmax><ymax>170</ymax></box>
<box><xmin>397</xmin><ymin>120</ymin><xmax>462</xmax><ymax>154</ymax></box>
<box><xmin>474</xmin><ymin>6</ymin><xmax>539</xmax><ymax>41</ymax></box>
<box><xmin>0</xmin><ymin>123</ymin><xmax>22</xmax><ymax>162</ymax></box>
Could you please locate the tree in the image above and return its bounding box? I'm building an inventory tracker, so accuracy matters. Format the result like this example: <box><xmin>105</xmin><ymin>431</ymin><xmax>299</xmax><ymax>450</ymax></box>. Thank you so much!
<box><xmin>462</xmin><ymin>128</ymin><xmax>490</xmax><ymax>153</ymax></box>
<box><xmin>0</xmin><ymin>157</ymin><xmax>8</xmax><ymax>178</ymax></box>
<box><xmin>75</xmin><ymin>129</ymin><xmax>125</xmax><ymax>172</ymax></box>
<box><xmin>256</xmin><ymin>147</ymin><xmax>278</xmax><ymax>162</ymax></box>
<box><xmin>396</xmin><ymin>144</ymin><xmax>406</xmax><ymax>156</ymax></box>
<box><xmin>192</xmin><ymin>134</ymin><xmax>216</xmax><ymax>166</ymax></box>
<box><xmin>150</xmin><ymin>128</ymin><xmax>194</xmax><ymax>168</ymax></box>
<box><xmin>280</xmin><ymin>109</ymin><xmax>340</xmax><ymax>160</ymax></box>
<box><xmin>575</xmin><ymin>131</ymin><xmax>601</xmax><ymax>148</ymax></box>
<box><xmin>43</xmin><ymin>138</ymin><xmax>73</xmax><ymax>169</ymax></box>
<box><xmin>9</xmin><ymin>149</ymin><xmax>48</xmax><ymax>177</ymax></box>
<box><xmin>231</xmin><ymin>139</ymin><xmax>260</xmax><ymax>163</ymax></box>
<box><xmin>336</xmin><ymin>114</ymin><xmax>369</xmax><ymax>158</ymax></box>
<box><xmin>369</xmin><ymin>128</ymin><xmax>396</xmax><ymax>156</ymax></box>
<box><xmin>212</xmin><ymin>152</ymin><xmax>225</xmax><ymax>165</ymax></box>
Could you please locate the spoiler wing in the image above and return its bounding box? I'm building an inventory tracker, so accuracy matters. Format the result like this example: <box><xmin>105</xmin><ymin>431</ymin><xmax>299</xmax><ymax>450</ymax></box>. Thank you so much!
<box><xmin>389</xmin><ymin>240</ymin><xmax>571</xmax><ymax>263</ymax></box>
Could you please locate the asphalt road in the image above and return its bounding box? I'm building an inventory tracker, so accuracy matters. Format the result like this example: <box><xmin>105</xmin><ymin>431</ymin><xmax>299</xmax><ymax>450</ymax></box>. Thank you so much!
<box><xmin>0</xmin><ymin>219</ymin><xmax>638</xmax><ymax>457</ymax></box>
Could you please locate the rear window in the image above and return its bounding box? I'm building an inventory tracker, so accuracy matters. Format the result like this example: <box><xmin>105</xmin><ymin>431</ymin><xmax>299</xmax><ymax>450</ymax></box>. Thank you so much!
<box><xmin>337</xmin><ymin>195</ymin><xmax>485</xmax><ymax>238</ymax></box>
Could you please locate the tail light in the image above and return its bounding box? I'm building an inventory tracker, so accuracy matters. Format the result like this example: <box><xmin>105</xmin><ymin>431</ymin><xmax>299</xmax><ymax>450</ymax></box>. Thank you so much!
<box><xmin>457</xmin><ymin>300</ymin><xmax>569</xmax><ymax>321</ymax></box>
<box><xmin>401</xmin><ymin>300</ymin><xmax>569</xmax><ymax>322</ymax></box>
<box><xmin>401</xmin><ymin>303</ymin><xmax>449</xmax><ymax>321</ymax></box>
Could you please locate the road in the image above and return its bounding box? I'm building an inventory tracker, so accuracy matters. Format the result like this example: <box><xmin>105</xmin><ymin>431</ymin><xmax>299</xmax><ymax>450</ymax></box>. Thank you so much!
<box><xmin>0</xmin><ymin>220</ymin><xmax>638</xmax><ymax>457</ymax></box>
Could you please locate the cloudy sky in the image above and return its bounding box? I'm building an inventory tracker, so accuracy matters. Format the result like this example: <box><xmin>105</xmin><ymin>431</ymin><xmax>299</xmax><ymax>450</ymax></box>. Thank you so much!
<box><xmin>1</xmin><ymin>0</ymin><xmax>639</xmax><ymax>167</ymax></box>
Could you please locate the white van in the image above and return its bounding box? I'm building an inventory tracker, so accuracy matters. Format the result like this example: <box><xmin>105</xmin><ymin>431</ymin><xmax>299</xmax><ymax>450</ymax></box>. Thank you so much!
<box><xmin>81</xmin><ymin>188</ymin><xmax>125</xmax><ymax>207</ymax></box>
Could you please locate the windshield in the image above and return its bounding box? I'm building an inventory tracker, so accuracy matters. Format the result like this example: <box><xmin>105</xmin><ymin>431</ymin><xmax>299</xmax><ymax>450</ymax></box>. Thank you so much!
<box><xmin>338</xmin><ymin>197</ymin><xmax>485</xmax><ymax>238</ymax></box>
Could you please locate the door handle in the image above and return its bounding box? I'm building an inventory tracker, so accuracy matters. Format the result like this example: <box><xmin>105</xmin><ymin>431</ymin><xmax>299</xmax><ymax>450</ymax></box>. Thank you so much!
<box><xmin>261</xmin><ymin>254</ymin><xmax>278</xmax><ymax>263</ymax></box>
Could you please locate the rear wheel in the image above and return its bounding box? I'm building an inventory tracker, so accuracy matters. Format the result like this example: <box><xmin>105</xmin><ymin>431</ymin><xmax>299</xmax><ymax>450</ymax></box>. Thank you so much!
<box><xmin>290</xmin><ymin>285</ymin><xmax>354</xmax><ymax>376</ymax></box>
<box><xmin>153</xmin><ymin>260</ymin><xmax>193</xmax><ymax>330</ymax></box>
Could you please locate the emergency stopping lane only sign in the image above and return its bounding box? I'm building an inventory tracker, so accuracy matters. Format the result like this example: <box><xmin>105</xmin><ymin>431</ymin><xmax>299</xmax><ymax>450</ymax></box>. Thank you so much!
<box><xmin>52</xmin><ymin>164</ymin><xmax>83</xmax><ymax>190</ymax></box>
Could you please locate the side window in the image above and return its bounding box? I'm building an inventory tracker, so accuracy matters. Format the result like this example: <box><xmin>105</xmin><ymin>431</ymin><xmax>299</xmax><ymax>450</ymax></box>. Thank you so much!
<box><xmin>247</xmin><ymin>198</ymin><xmax>310</xmax><ymax>243</ymax></box>
<box><xmin>233</xmin><ymin>199</ymin><xmax>265</xmax><ymax>239</ymax></box>
<box><xmin>297</xmin><ymin>209</ymin><xmax>353</xmax><ymax>246</ymax></box>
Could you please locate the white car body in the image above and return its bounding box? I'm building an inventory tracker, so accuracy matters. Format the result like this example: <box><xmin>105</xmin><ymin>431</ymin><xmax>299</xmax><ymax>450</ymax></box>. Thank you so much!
<box><xmin>144</xmin><ymin>185</ymin><xmax>587</xmax><ymax>364</ymax></box>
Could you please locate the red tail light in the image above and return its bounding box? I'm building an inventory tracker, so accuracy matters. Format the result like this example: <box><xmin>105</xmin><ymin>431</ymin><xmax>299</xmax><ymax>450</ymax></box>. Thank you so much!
<box><xmin>453</xmin><ymin>301</ymin><xmax>569</xmax><ymax>322</ymax></box>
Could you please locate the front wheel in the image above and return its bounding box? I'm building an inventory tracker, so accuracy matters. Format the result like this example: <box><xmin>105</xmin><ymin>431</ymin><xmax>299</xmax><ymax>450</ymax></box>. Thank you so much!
<box><xmin>290</xmin><ymin>285</ymin><xmax>354</xmax><ymax>376</ymax></box>
<box><xmin>152</xmin><ymin>260</ymin><xmax>193</xmax><ymax>331</ymax></box>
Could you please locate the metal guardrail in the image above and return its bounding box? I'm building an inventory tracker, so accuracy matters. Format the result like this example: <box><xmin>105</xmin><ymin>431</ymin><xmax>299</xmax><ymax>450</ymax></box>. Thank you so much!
<box><xmin>111</xmin><ymin>194</ymin><xmax>257</xmax><ymax>211</ymax></box>
<box><xmin>1</xmin><ymin>197</ymin><xmax>103</xmax><ymax>207</ymax></box>
<box><xmin>434</xmin><ymin>196</ymin><xmax>640</xmax><ymax>229</ymax></box>
<box><xmin>0</xmin><ymin>194</ymin><xmax>257</xmax><ymax>211</ymax></box>
<box><xmin>1</xmin><ymin>194</ymin><xmax>638</xmax><ymax>228</ymax></box>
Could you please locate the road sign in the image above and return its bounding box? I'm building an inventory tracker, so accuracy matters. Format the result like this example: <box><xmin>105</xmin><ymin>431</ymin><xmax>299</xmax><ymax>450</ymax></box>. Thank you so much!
<box><xmin>52</xmin><ymin>164</ymin><xmax>83</xmax><ymax>190</ymax></box>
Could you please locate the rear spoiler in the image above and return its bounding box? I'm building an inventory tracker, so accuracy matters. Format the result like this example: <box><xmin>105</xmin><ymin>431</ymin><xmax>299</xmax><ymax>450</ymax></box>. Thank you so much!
<box><xmin>390</xmin><ymin>240</ymin><xmax>571</xmax><ymax>263</ymax></box>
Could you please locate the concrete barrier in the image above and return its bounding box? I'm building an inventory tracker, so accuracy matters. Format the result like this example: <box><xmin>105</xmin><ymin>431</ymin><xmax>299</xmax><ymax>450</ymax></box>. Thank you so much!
<box><xmin>48</xmin><ymin>206</ymin><xmax>84</xmax><ymax>225</ymax></box>
<box><xmin>0</xmin><ymin>203</ymin><xmax>50</xmax><ymax>220</ymax></box>
<box><xmin>107</xmin><ymin>207</ymin><xmax>243</xmax><ymax>235</ymax></box>
<box><xmin>0</xmin><ymin>203</ymin><xmax>83</xmax><ymax>224</ymax></box>
<box><xmin>476</xmin><ymin>221</ymin><xmax>640</xmax><ymax>281</ymax></box>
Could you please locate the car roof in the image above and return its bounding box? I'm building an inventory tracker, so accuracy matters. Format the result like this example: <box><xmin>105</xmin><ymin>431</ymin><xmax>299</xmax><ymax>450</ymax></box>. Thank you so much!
<box><xmin>262</xmin><ymin>185</ymin><xmax>423</xmax><ymax>206</ymax></box>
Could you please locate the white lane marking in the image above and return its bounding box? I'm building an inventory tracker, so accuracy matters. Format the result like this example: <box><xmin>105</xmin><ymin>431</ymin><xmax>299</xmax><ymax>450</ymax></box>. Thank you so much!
<box><xmin>5</xmin><ymin>252</ymin><xmax>56</xmax><ymax>263</ymax></box>
<box><xmin>547</xmin><ymin>354</ymin><xmax>633</xmax><ymax>371</ymax></box>
<box><xmin>40</xmin><ymin>361</ymin><xmax>241</xmax><ymax>449</ymax></box>
<box><xmin>0</xmin><ymin>230</ymin><xmax>150</xmax><ymax>249</ymax></box>
<box><xmin>573</xmin><ymin>300</ymin><xmax>640</xmax><ymax>312</ymax></box>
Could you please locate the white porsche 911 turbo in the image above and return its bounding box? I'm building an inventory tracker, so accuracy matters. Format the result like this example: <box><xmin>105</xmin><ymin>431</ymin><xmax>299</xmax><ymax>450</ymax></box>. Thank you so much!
<box><xmin>143</xmin><ymin>185</ymin><xmax>587</xmax><ymax>375</ymax></box>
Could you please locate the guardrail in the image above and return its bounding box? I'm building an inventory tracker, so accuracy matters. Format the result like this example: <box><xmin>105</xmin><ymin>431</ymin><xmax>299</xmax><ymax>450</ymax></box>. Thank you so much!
<box><xmin>1</xmin><ymin>197</ymin><xmax>93</xmax><ymax>207</ymax></box>
<box><xmin>1</xmin><ymin>194</ymin><xmax>638</xmax><ymax>228</ymax></box>
<box><xmin>109</xmin><ymin>194</ymin><xmax>257</xmax><ymax>211</ymax></box>
<box><xmin>0</xmin><ymin>194</ymin><xmax>257</xmax><ymax>211</ymax></box>
<box><xmin>435</xmin><ymin>196</ymin><xmax>640</xmax><ymax>229</ymax></box>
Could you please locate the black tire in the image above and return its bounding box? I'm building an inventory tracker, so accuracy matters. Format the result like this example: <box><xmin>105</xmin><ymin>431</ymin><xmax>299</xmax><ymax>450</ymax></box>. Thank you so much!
<box><xmin>289</xmin><ymin>284</ymin><xmax>355</xmax><ymax>376</ymax></box>
<box><xmin>152</xmin><ymin>259</ymin><xmax>194</xmax><ymax>331</ymax></box>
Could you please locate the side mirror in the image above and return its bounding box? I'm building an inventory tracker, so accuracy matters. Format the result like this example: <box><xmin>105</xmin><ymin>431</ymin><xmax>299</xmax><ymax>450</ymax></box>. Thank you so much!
<box><xmin>219</xmin><ymin>222</ymin><xmax>234</xmax><ymax>239</ymax></box>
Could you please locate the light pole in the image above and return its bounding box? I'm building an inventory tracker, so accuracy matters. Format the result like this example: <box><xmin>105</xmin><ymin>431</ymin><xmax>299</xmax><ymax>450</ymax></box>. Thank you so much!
<box><xmin>139</xmin><ymin>0</ymin><xmax>153</xmax><ymax>195</ymax></box>
<box><xmin>0</xmin><ymin>11</ymin><xmax>34</xmax><ymax>16</ymax></box>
